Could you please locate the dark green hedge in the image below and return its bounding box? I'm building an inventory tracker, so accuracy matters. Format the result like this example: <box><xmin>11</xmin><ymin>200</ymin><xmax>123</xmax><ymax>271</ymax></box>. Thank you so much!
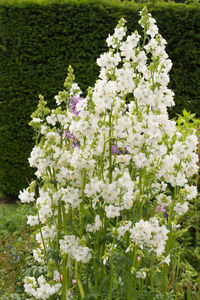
<box><xmin>0</xmin><ymin>0</ymin><xmax>200</xmax><ymax>196</ymax></box>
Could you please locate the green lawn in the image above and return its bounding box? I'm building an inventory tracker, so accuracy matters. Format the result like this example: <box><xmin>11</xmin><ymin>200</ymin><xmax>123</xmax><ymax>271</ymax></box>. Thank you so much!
<box><xmin>0</xmin><ymin>202</ymin><xmax>36</xmax><ymax>298</ymax></box>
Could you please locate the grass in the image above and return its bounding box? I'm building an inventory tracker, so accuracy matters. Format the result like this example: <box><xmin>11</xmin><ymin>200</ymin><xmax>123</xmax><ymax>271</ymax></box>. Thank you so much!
<box><xmin>0</xmin><ymin>202</ymin><xmax>37</xmax><ymax>298</ymax></box>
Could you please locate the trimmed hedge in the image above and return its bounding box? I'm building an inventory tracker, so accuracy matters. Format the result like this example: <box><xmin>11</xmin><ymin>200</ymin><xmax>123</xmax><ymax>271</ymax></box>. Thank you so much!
<box><xmin>0</xmin><ymin>0</ymin><xmax>200</xmax><ymax>195</ymax></box>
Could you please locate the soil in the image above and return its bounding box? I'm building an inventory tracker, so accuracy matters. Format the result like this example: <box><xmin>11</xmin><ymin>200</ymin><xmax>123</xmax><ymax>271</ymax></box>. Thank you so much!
<box><xmin>0</xmin><ymin>194</ymin><xmax>18</xmax><ymax>204</ymax></box>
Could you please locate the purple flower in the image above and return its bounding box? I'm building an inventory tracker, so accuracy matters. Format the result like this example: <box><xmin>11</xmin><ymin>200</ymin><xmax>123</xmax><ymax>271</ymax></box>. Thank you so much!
<box><xmin>153</xmin><ymin>106</ymin><xmax>157</xmax><ymax>112</ymax></box>
<box><xmin>67</xmin><ymin>131</ymin><xmax>80</xmax><ymax>148</ymax></box>
<box><xmin>62</xmin><ymin>130</ymin><xmax>67</xmax><ymax>139</ymax></box>
<box><xmin>70</xmin><ymin>97</ymin><xmax>83</xmax><ymax>116</ymax></box>
<box><xmin>155</xmin><ymin>205</ymin><xmax>166</xmax><ymax>213</ymax></box>
<box><xmin>112</xmin><ymin>145</ymin><xmax>118</xmax><ymax>154</ymax></box>
<box><xmin>67</xmin><ymin>131</ymin><xmax>75</xmax><ymax>140</ymax></box>
<box><xmin>72</xmin><ymin>137</ymin><xmax>80</xmax><ymax>148</ymax></box>
<box><xmin>57</xmin><ymin>129</ymin><xmax>79</xmax><ymax>148</ymax></box>
<box><xmin>112</xmin><ymin>145</ymin><xmax>129</xmax><ymax>155</ymax></box>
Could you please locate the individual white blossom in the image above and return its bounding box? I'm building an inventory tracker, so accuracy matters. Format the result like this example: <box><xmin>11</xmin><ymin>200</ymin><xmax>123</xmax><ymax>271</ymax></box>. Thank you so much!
<box><xmin>174</xmin><ymin>202</ymin><xmax>189</xmax><ymax>216</ymax></box>
<box><xmin>27</xmin><ymin>215</ymin><xmax>39</xmax><ymax>226</ymax></box>
<box><xmin>33</xmin><ymin>248</ymin><xmax>44</xmax><ymax>264</ymax></box>
<box><xmin>19</xmin><ymin>188</ymin><xmax>35</xmax><ymax>203</ymax></box>
<box><xmin>136</xmin><ymin>270</ymin><xmax>146</xmax><ymax>279</ymax></box>
<box><xmin>86</xmin><ymin>215</ymin><xmax>102</xmax><ymax>233</ymax></box>
<box><xmin>105</xmin><ymin>205</ymin><xmax>121</xmax><ymax>218</ymax></box>
<box><xmin>160</xmin><ymin>254</ymin><xmax>171</xmax><ymax>265</ymax></box>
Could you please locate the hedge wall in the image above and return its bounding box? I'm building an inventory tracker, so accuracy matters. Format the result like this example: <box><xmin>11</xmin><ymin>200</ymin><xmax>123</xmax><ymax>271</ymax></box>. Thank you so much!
<box><xmin>0</xmin><ymin>0</ymin><xmax>200</xmax><ymax>196</ymax></box>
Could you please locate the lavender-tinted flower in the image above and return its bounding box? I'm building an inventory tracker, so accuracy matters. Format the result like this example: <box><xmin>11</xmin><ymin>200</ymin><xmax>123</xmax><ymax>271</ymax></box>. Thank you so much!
<box><xmin>112</xmin><ymin>145</ymin><xmax>129</xmax><ymax>155</ymax></box>
<box><xmin>72</xmin><ymin>137</ymin><xmax>80</xmax><ymax>148</ymax></box>
<box><xmin>58</xmin><ymin>129</ymin><xmax>79</xmax><ymax>147</ymax></box>
<box><xmin>58</xmin><ymin>129</ymin><xmax>69</xmax><ymax>140</ymax></box>
<box><xmin>153</xmin><ymin>105</ymin><xmax>157</xmax><ymax>112</ymax></box>
<box><xmin>112</xmin><ymin>145</ymin><xmax>119</xmax><ymax>154</ymax></box>
<box><xmin>155</xmin><ymin>205</ymin><xmax>166</xmax><ymax>213</ymax></box>
<box><xmin>70</xmin><ymin>97</ymin><xmax>83</xmax><ymax>116</ymax></box>
<box><xmin>155</xmin><ymin>205</ymin><xmax>169</xmax><ymax>220</ymax></box>
<box><xmin>62</xmin><ymin>130</ymin><xmax>67</xmax><ymax>139</ymax></box>
<box><xmin>67</xmin><ymin>131</ymin><xmax>80</xmax><ymax>148</ymax></box>
<box><xmin>163</xmin><ymin>211</ymin><xmax>169</xmax><ymax>220</ymax></box>
<box><xmin>67</xmin><ymin>131</ymin><xmax>75</xmax><ymax>140</ymax></box>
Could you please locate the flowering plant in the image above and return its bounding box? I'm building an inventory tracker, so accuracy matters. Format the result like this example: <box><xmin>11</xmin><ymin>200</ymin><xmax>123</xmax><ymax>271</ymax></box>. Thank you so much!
<box><xmin>19</xmin><ymin>7</ymin><xmax>198</xmax><ymax>299</ymax></box>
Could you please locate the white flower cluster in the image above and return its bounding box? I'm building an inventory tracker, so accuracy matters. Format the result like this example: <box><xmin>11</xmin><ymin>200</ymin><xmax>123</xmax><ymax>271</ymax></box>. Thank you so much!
<box><xmin>86</xmin><ymin>215</ymin><xmax>102</xmax><ymax>232</ymax></box>
<box><xmin>24</xmin><ymin>276</ymin><xmax>61</xmax><ymax>299</ymax></box>
<box><xmin>19</xmin><ymin>187</ymin><xmax>35</xmax><ymax>203</ymax></box>
<box><xmin>59</xmin><ymin>235</ymin><xmax>91</xmax><ymax>263</ymax></box>
<box><xmin>129</xmin><ymin>218</ymin><xmax>169</xmax><ymax>256</ymax></box>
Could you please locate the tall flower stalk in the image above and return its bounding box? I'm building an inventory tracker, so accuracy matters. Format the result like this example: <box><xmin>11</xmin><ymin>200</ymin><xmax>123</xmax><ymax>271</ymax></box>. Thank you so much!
<box><xmin>19</xmin><ymin>7</ymin><xmax>198</xmax><ymax>300</ymax></box>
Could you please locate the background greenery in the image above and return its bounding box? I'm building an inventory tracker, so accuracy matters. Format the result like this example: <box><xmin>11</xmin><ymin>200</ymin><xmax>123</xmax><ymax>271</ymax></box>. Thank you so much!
<box><xmin>0</xmin><ymin>0</ymin><xmax>200</xmax><ymax>196</ymax></box>
<box><xmin>0</xmin><ymin>203</ymin><xmax>37</xmax><ymax>298</ymax></box>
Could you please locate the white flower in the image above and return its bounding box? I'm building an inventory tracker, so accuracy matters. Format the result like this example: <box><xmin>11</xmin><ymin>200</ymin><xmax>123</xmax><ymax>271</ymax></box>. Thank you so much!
<box><xmin>27</xmin><ymin>215</ymin><xmax>39</xmax><ymax>226</ymax></box>
<box><xmin>59</xmin><ymin>235</ymin><xmax>79</xmax><ymax>256</ymax></box>
<box><xmin>86</xmin><ymin>215</ymin><xmax>102</xmax><ymax>233</ymax></box>
<box><xmin>46</xmin><ymin>114</ymin><xmax>57</xmax><ymax>126</ymax></box>
<box><xmin>114</xmin><ymin>26</ymin><xmax>126</xmax><ymax>40</ymax></box>
<box><xmin>32</xmin><ymin>117</ymin><xmax>43</xmax><ymax>123</ymax></box>
<box><xmin>118</xmin><ymin>221</ymin><xmax>132</xmax><ymax>238</ymax></box>
<box><xmin>33</xmin><ymin>248</ymin><xmax>44</xmax><ymax>263</ymax></box>
<box><xmin>136</xmin><ymin>271</ymin><xmax>146</xmax><ymax>279</ymax></box>
<box><xmin>97</xmin><ymin>52</ymin><xmax>121</xmax><ymax>69</ymax></box>
<box><xmin>160</xmin><ymin>254</ymin><xmax>171</xmax><ymax>265</ymax></box>
<box><xmin>53</xmin><ymin>270</ymin><xmax>60</xmax><ymax>282</ymax></box>
<box><xmin>130</xmin><ymin>218</ymin><xmax>169</xmax><ymax>256</ymax></box>
<box><xmin>105</xmin><ymin>205</ymin><xmax>121</xmax><ymax>218</ymax></box>
<box><xmin>19</xmin><ymin>188</ymin><xmax>35</xmax><ymax>203</ymax></box>
<box><xmin>73</xmin><ymin>246</ymin><xmax>92</xmax><ymax>263</ymax></box>
<box><xmin>182</xmin><ymin>185</ymin><xmax>197</xmax><ymax>200</ymax></box>
<box><xmin>174</xmin><ymin>202</ymin><xmax>189</xmax><ymax>216</ymax></box>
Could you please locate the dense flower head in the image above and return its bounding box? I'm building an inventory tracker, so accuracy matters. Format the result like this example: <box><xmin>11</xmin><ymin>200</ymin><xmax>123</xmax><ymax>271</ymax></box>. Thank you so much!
<box><xmin>129</xmin><ymin>217</ymin><xmax>169</xmax><ymax>256</ymax></box>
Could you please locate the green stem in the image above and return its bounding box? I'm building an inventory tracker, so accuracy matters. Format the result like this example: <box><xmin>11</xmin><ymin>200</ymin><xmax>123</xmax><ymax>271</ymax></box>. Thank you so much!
<box><xmin>168</xmin><ymin>186</ymin><xmax>178</xmax><ymax>226</ymax></box>
<box><xmin>80</xmin><ymin>169</ymin><xmax>86</xmax><ymax>237</ymax></box>
<box><xmin>94</xmin><ymin>234</ymin><xmax>99</xmax><ymax>291</ymax></box>
<box><xmin>150</xmin><ymin>257</ymin><xmax>153</xmax><ymax>289</ymax></box>
<box><xmin>109</xmin><ymin>109</ymin><xmax>112</xmax><ymax>184</ymax></box>
<box><xmin>132</xmin><ymin>248</ymin><xmax>137</xmax><ymax>299</ymax></box>
<box><xmin>57</xmin><ymin>198</ymin><xmax>62</xmax><ymax>250</ymax></box>
<box><xmin>163</xmin><ymin>188</ymin><xmax>178</xmax><ymax>297</ymax></box>
<box><xmin>62</xmin><ymin>203</ymin><xmax>67</xmax><ymax>232</ymax></box>
<box><xmin>99</xmin><ymin>138</ymin><xmax>106</xmax><ymax>180</ymax></box>
<box><xmin>109</xmin><ymin>217</ymin><xmax>118</xmax><ymax>300</ymax></box>
<box><xmin>37</xmin><ymin>211</ymin><xmax>46</xmax><ymax>253</ymax></box>
<box><xmin>61</xmin><ymin>254</ymin><xmax>68</xmax><ymax>300</ymax></box>
<box><xmin>99</xmin><ymin>221</ymin><xmax>107</xmax><ymax>288</ymax></box>
<box><xmin>195</xmin><ymin>122</ymin><xmax>200</xmax><ymax>247</ymax></box>
<box><xmin>139</xmin><ymin>169</ymin><xmax>143</xmax><ymax>219</ymax></box>
<box><xmin>162</xmin><ymin>264</ymin><xmax>168</xmax><ymax>299</ymax></box>
<box><xmin>75</xmin><ymin>261</ymin><xmax>85</xmax><ymax>299</ymax></box>
<box><xmin>85</xmin><ymin>265</ymin><xmax>89</xmax><ymax>294</ymax></box>
<box><xmin>61</xmin><ymin>203</ymin><xmax>69</xmax><ymax>298</ymax></box>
